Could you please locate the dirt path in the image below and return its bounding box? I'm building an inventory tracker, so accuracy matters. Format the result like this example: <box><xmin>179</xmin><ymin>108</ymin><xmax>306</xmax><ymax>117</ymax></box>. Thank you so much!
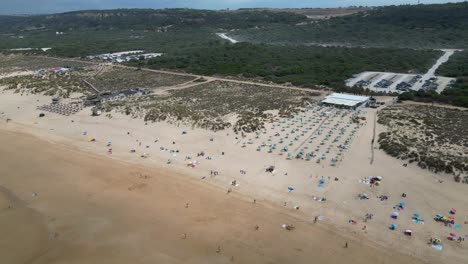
<box><xmin>31</xmin><ymin>56</ymin><xmax>325</xmax><ymax>95</ymax></box>
<box><xmin>412</xmin><ymin>49</ymin><xmax>459</xmax><ymax>90</ymax></box>
<box><xmin>151</xmin><ymin>78</ymin><xmax>215</xmax><ymax>95</ymax></box>
<box><xmin>216</xmin><ymin>33</ymin><xmax>239</xmax><ymax>43</ymax></box>
<box><xmin>370</xmin><ymin>111</ymin><xmax>377</xmax><ymax>165</ymax></box>
<box><xmin>81</xmin><ymin>79</ymin><xmax>101</xmax><ymax>94</ymax></box>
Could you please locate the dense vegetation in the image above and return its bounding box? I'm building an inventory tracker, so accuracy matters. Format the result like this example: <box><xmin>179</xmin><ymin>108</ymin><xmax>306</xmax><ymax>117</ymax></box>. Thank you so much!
<box><xmin>0</xmin><ymin>9</ymin><xmax>304</xmax><ymax>57</ymax></box>
<box><xmin>399</xmin><ymin>50</ymin><xmax>468</xmax><ymax>107</ymax></box>
<box><xmin>134</xmin><ymin>42</ymin><xmax>439</xmax><ymax>87</ymax></box>
<box><xmin>230</xmin><ymin>2</ymin><xmax>468</xmax><ymax>49</ymax></box>
<box><xmin>0</xmin><ymin>9</ymin><xmax>305</xmax><ymax>33</ymax></box>
<box><xmin>0</xmin><ymin>28</ymin><xmax>220</xmax><ymax>57</ymax></box>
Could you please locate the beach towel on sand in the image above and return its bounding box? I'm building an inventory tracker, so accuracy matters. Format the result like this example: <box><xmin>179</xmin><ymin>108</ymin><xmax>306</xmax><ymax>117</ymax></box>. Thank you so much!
<box><xmin>432</xmin><ymin>244</ymin><xmax>443</xmax><ymax>251</ymax></box>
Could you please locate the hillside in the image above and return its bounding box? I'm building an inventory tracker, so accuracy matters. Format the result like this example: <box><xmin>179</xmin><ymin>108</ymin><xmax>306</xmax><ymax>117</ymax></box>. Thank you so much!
<box><xmin>235</xmin><ymin>7</ymin><xmax>370</xmax><ymax>19</ymax></box>
<box><xmin>1</xmin><ymin>3</ymin><xmax>467</xmax><ymax>49</ymax></box>
<box><xmin>0</xmin><ymin>4</ymin><xmax>466</xmax><ymax>107</ymax></box>
<box><xmin>229</xmin><ymin>2</ymin><xmax>468</xmax><ymax>49</ymax></box>
<box><xmin>0</xmin><ymin>9</ymin><xmax>305</xmax><ymax>32</ymax></box>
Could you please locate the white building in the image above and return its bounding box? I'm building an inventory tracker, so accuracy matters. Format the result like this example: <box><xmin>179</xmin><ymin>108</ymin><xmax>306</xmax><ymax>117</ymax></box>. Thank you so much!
<box><xmin>321</xmin><ymin>93</ymin><xmax>370</xmax><ymax>108</ymax></box>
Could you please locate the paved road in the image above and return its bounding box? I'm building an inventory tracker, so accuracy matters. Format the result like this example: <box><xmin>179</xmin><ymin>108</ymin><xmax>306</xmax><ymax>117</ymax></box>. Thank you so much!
<box><xmin>216</xmin><ymin>33</ymin><xmax>239</xmax><ymax>43</ymax></box>
<box><xmin>412</xmin><ymin>49</ymin><xmax>458</xmax><ymax>90</ymax></box>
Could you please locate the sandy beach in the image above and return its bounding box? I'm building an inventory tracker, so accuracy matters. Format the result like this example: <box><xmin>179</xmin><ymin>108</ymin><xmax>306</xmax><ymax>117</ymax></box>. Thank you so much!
<box><xmin>0</xmin><ymin>88</ymin><xmax>466</xmax><ymax>263</ymax></box>
<box><xmin>0</xmin><ymin>129</ymin><xmax>425</xmax><ymax>264</ymax></box>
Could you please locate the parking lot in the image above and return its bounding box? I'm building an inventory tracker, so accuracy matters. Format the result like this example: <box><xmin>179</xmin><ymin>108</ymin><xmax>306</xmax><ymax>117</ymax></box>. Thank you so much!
<box><xmin>346</xmin><ymin>71</ymin><xmax>456</xmax><ymax>94</ymax></box>
<box><xmin>346</xmin><ymin>49</ymin><xmax>459</xmax><ymax>94</ymax></box>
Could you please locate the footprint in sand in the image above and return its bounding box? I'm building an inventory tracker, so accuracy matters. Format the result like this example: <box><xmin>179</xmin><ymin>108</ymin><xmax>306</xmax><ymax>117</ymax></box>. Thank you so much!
<box><xmin>128</xmin><ymin>182</ymin><xmax>147</xmax><ymax>191</ymax></box>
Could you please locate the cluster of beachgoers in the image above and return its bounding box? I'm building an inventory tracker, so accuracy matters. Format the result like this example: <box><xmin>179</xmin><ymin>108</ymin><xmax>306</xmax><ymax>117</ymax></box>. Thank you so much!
<box><xmin>244</xmin><ymin>105</ymin><xmax>363</xmax><ymax>166</ymax></box>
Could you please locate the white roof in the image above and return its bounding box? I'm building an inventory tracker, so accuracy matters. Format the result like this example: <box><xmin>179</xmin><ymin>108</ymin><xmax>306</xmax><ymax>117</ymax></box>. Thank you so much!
<box><xmin>322</xmin><ymin>93</ymin><xmax>369</xmax><ymax>107</ymax></box>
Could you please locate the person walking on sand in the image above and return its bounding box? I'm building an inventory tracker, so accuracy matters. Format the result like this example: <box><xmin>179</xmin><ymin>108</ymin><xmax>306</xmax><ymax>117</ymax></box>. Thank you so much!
<box><xmin>345</xmin><ymin>242</ymin><xmax>348</xmax><ymax>248</ymax></box>
<box><xmin>314</xmin><ymin>216</ymin><xmax>318</xmax><ymax>223</ymax></box>
<box><xmin>216</xmin><ymin>246</ymin><xmax>221</xmax><ymax>253</ymax></box>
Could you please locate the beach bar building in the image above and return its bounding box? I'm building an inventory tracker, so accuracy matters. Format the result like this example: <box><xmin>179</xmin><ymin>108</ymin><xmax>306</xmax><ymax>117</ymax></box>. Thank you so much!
<box><xmin>321</xmin><ymin>93</ymin><xmax>370</xmax><ymax>109</ymax></box>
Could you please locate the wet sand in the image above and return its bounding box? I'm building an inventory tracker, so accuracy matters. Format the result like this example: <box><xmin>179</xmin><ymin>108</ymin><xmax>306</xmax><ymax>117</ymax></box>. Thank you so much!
<box><xmin>0</xmin><ymin>129</ymin><xmax>423</xmax><ymax>264</ymax></box>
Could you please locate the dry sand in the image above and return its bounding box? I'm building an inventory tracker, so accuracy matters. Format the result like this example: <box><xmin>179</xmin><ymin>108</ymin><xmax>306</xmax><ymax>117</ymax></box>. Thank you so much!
<box><xmin>0</xmin><ymin>129</ymin><xmax>422</xmax><ymax>264</ymax></box>
<box><xmin>0</xmin><ymin>89</ymin><xmax>467</xmax><ymax>263</ymax></box>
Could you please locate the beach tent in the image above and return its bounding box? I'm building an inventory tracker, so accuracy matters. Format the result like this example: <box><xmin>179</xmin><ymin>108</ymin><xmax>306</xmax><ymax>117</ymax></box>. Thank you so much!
<box><xmin>391</xmin><ymin>212</ymin><xmax>400</xmax><ymax>219</ymax></box>
<box><xmin>390</xmin><ymin>224</ymin><xmax>397</xmax><ymax>230</ymax></box>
